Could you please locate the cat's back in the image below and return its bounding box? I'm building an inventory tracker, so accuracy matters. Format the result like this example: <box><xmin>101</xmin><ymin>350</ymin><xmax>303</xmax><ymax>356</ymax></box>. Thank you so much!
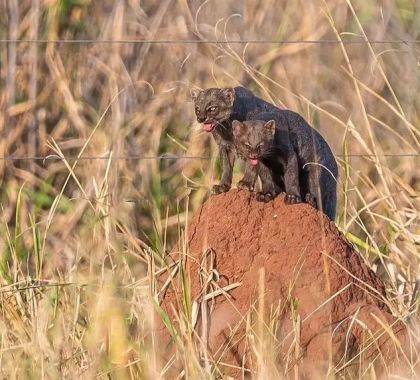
<box><xmin>233</xmin><ymin>86</ymin><xmax>255</xmax><ymax>99</ymax></box>
<box><xmin>256</xmin><ymin>110</ymin><xmax>336</xmax><ymax>165</ymax></box>
<box><xmin>234</xmin><ymin>87</ymin><xmax>281</xmax><ymax>116</ymax></box>
<box><xmin>279</xmin><ymin>110</ymin><xmax>327</xmax><ymax>144</ymax></box>
<box><xmin>283</xmin><ymin>110</ymin><xmax>337</xmax><ymax>170</ymax></box>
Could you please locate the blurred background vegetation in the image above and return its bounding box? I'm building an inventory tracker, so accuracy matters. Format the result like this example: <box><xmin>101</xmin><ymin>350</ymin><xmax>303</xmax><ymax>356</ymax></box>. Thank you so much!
<box><xmin>0</xmin><ymin>0</ymin><xmax>419</xmax><ymax>378</ymax></box>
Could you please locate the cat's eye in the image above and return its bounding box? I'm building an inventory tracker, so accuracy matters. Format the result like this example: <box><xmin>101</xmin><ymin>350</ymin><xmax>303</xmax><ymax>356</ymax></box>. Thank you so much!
<box><xmin>258</xmin><ymin>143</ymin><xmax>264</xmax><ymax>148</ymax></box>
<box><xmin>207</xmin><ymin>106</ymin><xmax>217</xmax><ymax>112</ymax></box>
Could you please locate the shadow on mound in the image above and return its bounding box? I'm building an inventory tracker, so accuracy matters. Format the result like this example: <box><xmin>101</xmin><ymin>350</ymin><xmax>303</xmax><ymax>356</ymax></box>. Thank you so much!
<box><xmin>158</xmin><ymin>190</ymin><xmax>413</xmax><ymax>378</ymax></box>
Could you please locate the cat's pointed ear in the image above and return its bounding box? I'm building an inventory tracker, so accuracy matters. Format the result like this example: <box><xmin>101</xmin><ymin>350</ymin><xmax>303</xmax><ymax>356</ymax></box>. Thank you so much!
<box><xmin>190</xmin><ymin>88</ymin><xmax>202</xmax><ymax>101</ymax></box>
<box><xmin>264</xmin><ymin>120</ymin><xmax>276</xmax><ymax>135</ymax></box>
<box><xmin>220</xmin><ymin>88</ymin><xmax>235</xmax><ymax>106</ymax></box>
<box><xmin>232</xmin><ymin>120</ymin><xmax>243</xmax><ymax>136</ymax></box>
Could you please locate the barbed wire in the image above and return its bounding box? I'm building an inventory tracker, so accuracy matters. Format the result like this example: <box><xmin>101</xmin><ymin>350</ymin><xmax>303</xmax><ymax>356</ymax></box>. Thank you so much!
<box><xmin>0</xmin><ymin>39</ymin><xmax>419</xmax><ymax>45</ymax></box>
<box><xmin>0</xmin><ymin>153</ymin><xmax>418</xmax><ymax>162</ymax></box>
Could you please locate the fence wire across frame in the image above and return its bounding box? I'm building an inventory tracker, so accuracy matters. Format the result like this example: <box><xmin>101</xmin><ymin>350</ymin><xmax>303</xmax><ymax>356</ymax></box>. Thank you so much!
<box><xmin>0</xmin><ymin>39</ymin><xmax>419</xmax><ymax>45</ymax></box>
<box><xmin>0</xmin><ymin>154</ymin><xmax>419</xmax><ymax>162</ymax></box>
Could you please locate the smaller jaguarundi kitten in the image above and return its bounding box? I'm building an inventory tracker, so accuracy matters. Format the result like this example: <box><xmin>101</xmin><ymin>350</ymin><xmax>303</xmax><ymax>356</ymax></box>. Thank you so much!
<box><xmin>232</xmin><ymin>112</ymin><xmax>338</xmax><ymax>220</ymax></box>
<box><xmin>190</xmin><ymin>87</ymin><xmax>281</xmax><ymax>194</ymax></box>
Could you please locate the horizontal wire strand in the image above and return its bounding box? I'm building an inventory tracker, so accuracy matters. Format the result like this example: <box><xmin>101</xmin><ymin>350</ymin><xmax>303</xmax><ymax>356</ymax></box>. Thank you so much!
<box><xmin>0</xmin><ymin>39</ymin><xmax>419</xmax><ymax>45</ymax></box>
<box><xmin>0</xmin><ymin>154</ymin><xmax>418</xmax><ymax>161</ymax></box>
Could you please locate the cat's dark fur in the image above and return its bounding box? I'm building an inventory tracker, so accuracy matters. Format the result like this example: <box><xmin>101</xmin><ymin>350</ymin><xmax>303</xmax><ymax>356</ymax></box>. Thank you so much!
<box><xmin>232</xmin><ymin>112</ymin><xmax>338</xmax><ymax>220</ymax></box>
<box><xmin>191</xmin><ymin>87</ymin><xmax>281</xmax><ymax>194</ymax></box>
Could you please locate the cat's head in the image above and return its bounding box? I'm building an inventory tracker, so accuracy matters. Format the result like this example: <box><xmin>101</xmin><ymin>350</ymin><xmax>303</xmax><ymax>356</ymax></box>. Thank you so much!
<box><xmin>232</xmin><ymin>119</ymin><xmax>275</xmax><ymax>166</ymax></box>
<box><xmin>190</xmin><ymin>87</ymin><xmax>235</xmax><ymax>132</ymax></box>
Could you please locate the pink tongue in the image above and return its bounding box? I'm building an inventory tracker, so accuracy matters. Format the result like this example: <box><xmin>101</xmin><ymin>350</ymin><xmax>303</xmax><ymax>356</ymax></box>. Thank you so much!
<box><xmin>203</xmin><ymin>123</ymin><xmax>214</xmax><ymax>132</ymax></box>
<box><xmin>249</xmin><ymin>158</ymin><xmax>259</xmax><ymax>166</ymax></box>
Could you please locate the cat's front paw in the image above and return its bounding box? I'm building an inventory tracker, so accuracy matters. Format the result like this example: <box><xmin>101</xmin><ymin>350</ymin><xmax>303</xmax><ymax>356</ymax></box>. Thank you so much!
<box><xmin>237</xmin><ymin>180</ymin><xmax>253</xmax><ymax>191</ymax></box>
<box><xmin>304</xmin><ymin>193</ymin><xmax>317</xmax><ymax>208</ymax></box>
<box><xmin>256</xmin><ymin>191</ymin><xmax>276</xmax><ymax>202</ymax></box>
<box><xmin>284</xmin><ymin>193</ymin><xmax>302</xmax><ymax>205</ymax></box>
<box><xmin>211</xmin><ymin>183</ymin><xmax>231</xmax><ymax>194</ymax></box>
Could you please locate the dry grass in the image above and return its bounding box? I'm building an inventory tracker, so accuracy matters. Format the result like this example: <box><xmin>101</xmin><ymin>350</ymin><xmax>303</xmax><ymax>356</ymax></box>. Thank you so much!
<box><xmin>0</xmin><ymin>0</ymin><xmax>419</xmax><ymax>378</ymax></box>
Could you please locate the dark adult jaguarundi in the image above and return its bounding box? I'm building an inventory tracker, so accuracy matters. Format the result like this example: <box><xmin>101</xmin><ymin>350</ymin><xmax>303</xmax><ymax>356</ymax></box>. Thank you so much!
<box><xmin>191</xmin><ymin>86</ymin><xmax>280</xmax><ymax>194</ymax></box>
<box><xmin>232</xmin><ymin>112</ymin><xmax>338</xmax><ymax>220</ymax></box>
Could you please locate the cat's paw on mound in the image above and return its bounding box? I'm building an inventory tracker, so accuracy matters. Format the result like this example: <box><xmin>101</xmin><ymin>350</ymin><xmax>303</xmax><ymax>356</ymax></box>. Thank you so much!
<box><xmin>211</xmin><ymin>183</ymin><xmax>230</xmax><ymax>194</ymax></box>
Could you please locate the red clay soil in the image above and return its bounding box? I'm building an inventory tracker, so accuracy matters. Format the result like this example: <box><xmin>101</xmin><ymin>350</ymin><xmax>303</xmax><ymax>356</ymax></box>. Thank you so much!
<box><xmin>158</xmin><ymin>190</ymin><xmax>410</xmax><ymax>379</ymax></box>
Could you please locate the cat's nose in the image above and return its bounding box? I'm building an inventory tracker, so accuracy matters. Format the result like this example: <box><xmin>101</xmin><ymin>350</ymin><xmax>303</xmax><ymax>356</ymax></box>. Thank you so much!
<box><xmin>197</xmin><ymin>116</ymin><xmax>206</xmax><ymax>123</ymax></box>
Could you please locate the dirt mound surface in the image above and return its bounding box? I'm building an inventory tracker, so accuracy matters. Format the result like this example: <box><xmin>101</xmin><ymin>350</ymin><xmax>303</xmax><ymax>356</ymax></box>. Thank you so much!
<box><xmin>159</xmin><ymin>190</ymin><xmax>409</xmax><ymax>378</ymax></box>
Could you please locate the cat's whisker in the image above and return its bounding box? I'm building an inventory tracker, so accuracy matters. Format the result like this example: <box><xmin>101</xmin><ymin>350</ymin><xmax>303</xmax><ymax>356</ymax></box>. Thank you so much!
<box><xmin>215</xmin><ymin>121</ymin><xmax>228</xmax><ymax>131</ymax></box>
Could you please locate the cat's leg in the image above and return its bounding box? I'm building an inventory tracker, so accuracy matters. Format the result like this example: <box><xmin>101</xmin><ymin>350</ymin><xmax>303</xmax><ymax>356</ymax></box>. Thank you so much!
<box><xmin>284</xmin><ymin>152</ymin><xmax>302</xmax><ymax>204</ymax></box>
<box><xmin>307</xmin><ymin>163</ymin><xmax>337</xmax><ymax>219</ymax></box>
<box><xmin>306</xmin><ymin>164</ymin><xmax>323</xmax><ymax>211</ymax></box>
<box><xmin>299</xmin><ymin>169</ymin><xmax>316</xmax><ymax>207</ymax></box>
<box><xmin>256</xmin><ymin>163</ymin><xmax>276</xmax><ymax>202</ymax></box>
<box><xmin>238</xmin><ymin>160</ymin><xmax>258</xmax><ymax>191</ymax></box>
<box><xmin>304</xmin><ymin>193</ymin><xmax>317</xmax><ymax>208</ymax></box>
<box><xmin>212</xmin><ymin>145</ymin><xmax>235</xmax><ymax>194</ymax></box>
<box><xmin>319</xmin><ymin>165</ymin><xmax>337</xmax><ymax>220</ymax></box>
